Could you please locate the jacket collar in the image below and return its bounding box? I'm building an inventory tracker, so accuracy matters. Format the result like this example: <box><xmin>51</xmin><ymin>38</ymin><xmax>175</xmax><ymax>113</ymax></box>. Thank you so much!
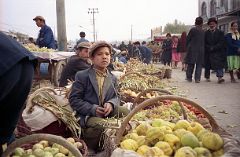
<box><xmin>88</xmin><ymin>67</ymin><xmax>113</xmax><ymax>104</ymax></box>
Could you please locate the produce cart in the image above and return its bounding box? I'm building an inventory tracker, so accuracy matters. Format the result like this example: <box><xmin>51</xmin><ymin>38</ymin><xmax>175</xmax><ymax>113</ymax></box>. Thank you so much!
<box><xmin>32</xmin><ymin>51</ymin><xmax>75</xmax><ymax>86</ymax></box>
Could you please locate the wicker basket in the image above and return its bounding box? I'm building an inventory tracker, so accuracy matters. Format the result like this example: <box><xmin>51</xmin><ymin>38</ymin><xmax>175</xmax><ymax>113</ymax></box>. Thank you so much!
<box><xmin>2</xmin><ymin>134</ymin><xmax>83</xmax><ymax>157</ymax></box>
<box><xmin>112</xmin><ymin>95</ymin><xmax>240</xmax><ymax>157</ymax></box>
<box><xmin>132</xmin><ymin>88</ymin><xmax>173</xmax><ymax>108</ymax></box>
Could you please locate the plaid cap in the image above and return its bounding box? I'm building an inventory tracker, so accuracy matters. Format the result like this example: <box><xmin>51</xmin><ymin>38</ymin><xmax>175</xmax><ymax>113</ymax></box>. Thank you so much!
<box><xmin>89</xmin><ymin>41</ymin><xmax>112</xmax><ymax>57</ymax></box>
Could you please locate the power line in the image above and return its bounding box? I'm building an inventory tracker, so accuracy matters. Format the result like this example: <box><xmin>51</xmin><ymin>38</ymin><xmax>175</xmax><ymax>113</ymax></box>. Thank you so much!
<box><xmin>88</xmin><ymin>8</ymin><xmax>99</xmax><ymax>42</ymax></box>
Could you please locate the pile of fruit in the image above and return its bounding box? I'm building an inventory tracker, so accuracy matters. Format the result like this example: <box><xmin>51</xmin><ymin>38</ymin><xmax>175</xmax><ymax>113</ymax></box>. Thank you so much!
<box><xmin>120</xmin><ymin>119</ymin><xmax>224</xmax><ymax>157</ymax></box>
<box><xmin>113</xmin><ymin>59</ymin><xmax>168</xmax><ymax>77</ymax></box>
<box><xmin>24</xmin><ymin>43</ymin><xmax>55</xmax><ymax>52</ymax></box>
<box><xmin>132</xmin><ymin>101</ymin><xmax>200</xmax><ymax>122</ymax></box>
<box><xmin>132</xmin><ymin>101</ymin><xmax>206</xmax><ymax>122</ymax></box>
<box><xmin>119</xmin><ymin>74</ymin><xmax>165</xmax><ymax>93</ymax></box>
<box><xmin>11</xmin><ymin>138</ymin><xmax>83</xmax><ymax>157</ymax></box>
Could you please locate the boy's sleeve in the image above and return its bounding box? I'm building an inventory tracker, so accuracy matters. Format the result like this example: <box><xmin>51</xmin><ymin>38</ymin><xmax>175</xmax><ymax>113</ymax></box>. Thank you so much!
<box><xmin>69</xmin><ymin>73</ymin><xmax>97</xmax><ymax>116</ymax></box>
<box><xmin>107</xmin><ymin>76</ymin><xmax>120</xmax><ymax>108</ymax></box>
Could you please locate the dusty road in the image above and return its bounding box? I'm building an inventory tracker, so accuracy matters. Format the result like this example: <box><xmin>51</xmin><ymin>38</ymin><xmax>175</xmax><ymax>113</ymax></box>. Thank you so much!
<box><xmin>169</xmin><ymin>68</ymin><xmax>240</xmax><ymax>140</ymax></box>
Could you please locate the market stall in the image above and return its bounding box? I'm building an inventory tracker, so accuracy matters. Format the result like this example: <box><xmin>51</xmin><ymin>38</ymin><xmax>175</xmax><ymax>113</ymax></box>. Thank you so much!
<box><xmin>6</xmin><ymin>57</ymin><xmax>240</xmax><ymax>157</ymax></box>
<box><xmin>32</xmin><ymin>51</ymin><xmax>75</xmax><ymax>87</ymax></box>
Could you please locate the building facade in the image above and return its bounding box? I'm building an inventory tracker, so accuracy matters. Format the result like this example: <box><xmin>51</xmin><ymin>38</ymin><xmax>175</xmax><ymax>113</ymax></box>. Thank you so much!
<box><xmin>199</xmin><ymin>0</ymin><xmax>240</xmax><ymax>33</ymax></box>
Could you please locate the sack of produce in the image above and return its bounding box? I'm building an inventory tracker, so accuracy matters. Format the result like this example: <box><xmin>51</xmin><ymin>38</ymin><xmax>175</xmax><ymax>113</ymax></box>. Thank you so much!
<box><xmin>18</xmin><ymin>87</ymin><xmax>81</xmax><ymax>138</ymax></box>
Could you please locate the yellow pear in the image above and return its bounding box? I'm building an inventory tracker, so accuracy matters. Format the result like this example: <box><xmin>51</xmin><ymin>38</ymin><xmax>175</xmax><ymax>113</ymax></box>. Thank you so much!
<box><xmin>202</xmin><ymin>133</ymin><xmax>223</xmax><ymax>151</ymax></box>
<box><xmin>194</xmin><ymin>147</ymin><xmax>212</xmax><ymax>157</ymax></box>
<box><xmin>155</xmin><ymin>141</ymin><xmax>173</xmax><ymax>156</ymax></box>
<box><xmin>174</xmin><ymin>146</ymin><xmax>197</xmax><ymax>157</ymax></box>
<box><xmin>181</xmin><ymin>132</ymin><xmax>200</xmax><ymax>148</ymax></box>
<box><xmin>187</xmin><ymin>122</ymin><xmax>204</xmax><ymax>135</ymax></box>
<box><xmin>136</xmin><ymin>145</ymin><xmax>150</xmax><ymax>156</ymax></box>
<box><xmin>197</xmin><ymin>129</ymin><xmax>210</xmax><ymax>141</ymax></box>
<box><xmin>174</xmin><ymin>120</ymin><xmax>191</xmax><ymax>130</ymax></box>
<box><xmin>164</xmin><ymin>134</ymin><xmax>181</xmax><ymax>151</ymax></box>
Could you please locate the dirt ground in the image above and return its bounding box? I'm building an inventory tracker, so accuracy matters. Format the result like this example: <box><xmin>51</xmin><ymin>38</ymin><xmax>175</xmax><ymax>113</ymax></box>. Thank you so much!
<box><xmin>169</xmin><ymin>68</ymin><xmax>240</xmax><ymax>140</ymax></box>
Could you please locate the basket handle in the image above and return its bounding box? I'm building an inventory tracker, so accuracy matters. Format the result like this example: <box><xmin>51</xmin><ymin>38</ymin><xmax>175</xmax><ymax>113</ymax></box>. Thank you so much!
<box><xmin>26</xmin><ymin>87</ymin><xmax>58</xmax><ymax>113</ymax></box>
<box><xmin>119</xmin><ymin>72</ymin><xmax>145</xmax><ymax>80</ymax></box>
<box><xmin>115</xmin><ymin>95</ymin><xmax>219</xmax><ymax>145</ymax></box>
<box><xmin>2</xmin><ymin>134</ymin><xmax>82</xmax><ymax>157</ymax></box>
<box><xmin>133</xmin><ymin>88</ymin><xmax>173</xmax><ymax>107</ymax></box>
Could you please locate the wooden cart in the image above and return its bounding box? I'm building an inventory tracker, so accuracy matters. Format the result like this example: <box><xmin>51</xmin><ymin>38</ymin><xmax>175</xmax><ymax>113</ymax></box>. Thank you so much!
<box><xmin>32</xmin><ymin>51</ymin><xmax>75</xmax><ymax>87</ymax></box>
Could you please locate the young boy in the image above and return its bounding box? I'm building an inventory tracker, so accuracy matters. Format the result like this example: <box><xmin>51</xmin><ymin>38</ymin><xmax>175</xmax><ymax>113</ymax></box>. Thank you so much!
<box><xmin>69</xmin><ymin>41</ymin><xmax>129</xmax><ymax>151</ymax></box>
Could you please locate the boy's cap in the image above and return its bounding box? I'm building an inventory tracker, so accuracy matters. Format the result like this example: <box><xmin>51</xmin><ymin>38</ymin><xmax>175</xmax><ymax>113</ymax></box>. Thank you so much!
<box><xmin>76</xmin><ymin>42</ymin><xmax>91</xmax><ymax>49</ymax></box>
<box><xmin>33</xmin><ymin>16</ymin><xmax>45</xmax><ymax>21</ymax></box>
<box><xmin>89</xmin><ymin>41</ymin><xmax>112</xmax><ymax>57</ymax></box>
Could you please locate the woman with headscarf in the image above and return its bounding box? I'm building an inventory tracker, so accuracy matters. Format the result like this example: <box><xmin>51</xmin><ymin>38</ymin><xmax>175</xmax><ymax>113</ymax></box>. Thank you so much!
<box><xmin>225</xmin><ymin>21</ymin><xmax>240</xmax><ymax>82</ymax></box>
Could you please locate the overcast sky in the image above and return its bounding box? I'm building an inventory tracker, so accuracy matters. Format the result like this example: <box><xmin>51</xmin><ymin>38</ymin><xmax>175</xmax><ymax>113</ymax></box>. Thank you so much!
<box><xmin>0</xmin><ymin>0</ymin><xmax>198</xmax><ymax>42</ymax></box>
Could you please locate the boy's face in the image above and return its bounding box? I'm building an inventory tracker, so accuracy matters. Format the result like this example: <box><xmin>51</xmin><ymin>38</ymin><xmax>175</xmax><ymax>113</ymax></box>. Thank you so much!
<box><xmin>78</xmin><ymin>48</ymin><xmax>89</xmax><ymax>59</ymax></box>
<box><xmin>91</xmin><ymin>47</ymin><xmax>111</xmax><ymax>69</ymax></box>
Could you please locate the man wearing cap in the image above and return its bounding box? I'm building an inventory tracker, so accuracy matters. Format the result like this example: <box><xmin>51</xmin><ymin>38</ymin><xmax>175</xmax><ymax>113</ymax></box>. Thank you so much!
<box><xmin>33</xmin><ymin>16</ymin><xmax>56</xmax><ymax>49</ymax></box>
<box><xmin>59</xmin><ymin>42</ymin><xmax>91</xmax><ymax>87</ymax></box>
<box><xmin>204</xmin><ymin>17</ymin><xmax>226</xmax><ymax>83</ymax></box>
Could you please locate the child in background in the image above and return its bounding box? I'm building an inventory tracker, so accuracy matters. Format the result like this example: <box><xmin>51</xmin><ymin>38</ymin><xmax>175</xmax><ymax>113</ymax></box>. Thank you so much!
<box><xmin>171</xmin><ymin>36</ymin><xmax>181</xmax><ymax>68</ymax></box>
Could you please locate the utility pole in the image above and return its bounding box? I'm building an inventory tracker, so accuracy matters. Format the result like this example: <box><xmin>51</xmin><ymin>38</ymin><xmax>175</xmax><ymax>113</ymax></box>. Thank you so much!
<box><xmin>56</xmin><ymin>0</ymin><xmax>67</xmax><ymax>51</ymax></box>
<box><xmin>88</xmin><ymin>8</ymin><xmax>98</xmax><ymax>42</ymax></box>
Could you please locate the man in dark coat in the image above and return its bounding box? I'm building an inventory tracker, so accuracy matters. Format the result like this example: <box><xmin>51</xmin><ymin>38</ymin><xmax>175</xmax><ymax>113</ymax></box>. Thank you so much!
<box><xmin>0</xmin><ymin>32</ymin><xmax>36</xmax><ymax>155</ymax></box>
<box><xmin>204</xmin><ymin>17</ymin><xmax>226</xmax><ymax>83</ymax></box>
<box><xmin>185</xmin><ymin>17</ymin><xmax>205</xmax><ymax>83</ymax></box>
<box><xmin>161</xmin><ymin>33</ymin><xmax>172</xmax><ymax>66</ymax></box>
<box><xmin>59</xmin><ymin>42</ymin><xmax>91</xmax><ymax>87</ymax></box>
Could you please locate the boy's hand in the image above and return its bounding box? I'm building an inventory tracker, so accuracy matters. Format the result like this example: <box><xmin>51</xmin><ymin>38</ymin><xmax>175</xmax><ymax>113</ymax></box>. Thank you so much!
<box><xmin>96</xmin><ymin>106</ymin><xmax>105</xmax><ymax>117</ymax></box>
<box><xmin>104</xmin><ymin>103</ymin><xmax>113</xmax><ymax>117</ymax></box>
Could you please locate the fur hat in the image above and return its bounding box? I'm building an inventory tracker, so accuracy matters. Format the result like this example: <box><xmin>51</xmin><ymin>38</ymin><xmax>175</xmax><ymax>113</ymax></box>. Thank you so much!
<box><xmin>89</xmin><ymin>41</ymin><xmax>112</xmax><ymax>57</ymax></box>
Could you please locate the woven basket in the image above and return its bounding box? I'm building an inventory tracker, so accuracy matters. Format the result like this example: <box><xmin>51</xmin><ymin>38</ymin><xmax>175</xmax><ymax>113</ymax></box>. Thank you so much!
<box><xmin>2</xmin><ymin>134</ymin><xmax>82</xmax><ymax>157</ymax></box>
<box><xmin>112</xmin><ymin>95</ymin><xmax>240</xmax><ymax>157</ymax></box>
<box><xmin>132</xmin><ymin>88</ymin><xmax>173</xmax><ymax>108</ymax></box>
<box><xmin>115</xmin><ymin>95</ymin><xmax>220</xmax><ymax>146</ymax></box>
